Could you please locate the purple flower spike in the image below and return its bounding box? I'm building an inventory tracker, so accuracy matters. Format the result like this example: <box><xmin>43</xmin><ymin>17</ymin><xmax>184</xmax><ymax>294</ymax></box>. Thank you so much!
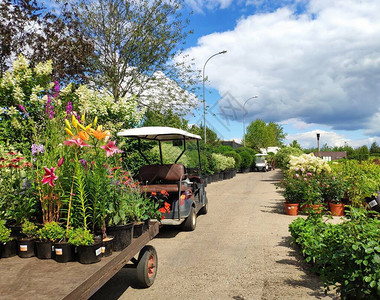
<box><xmin>53</xmin><ymin>81</ymin><xmax>60</xmax><ymax>98</ymax></box>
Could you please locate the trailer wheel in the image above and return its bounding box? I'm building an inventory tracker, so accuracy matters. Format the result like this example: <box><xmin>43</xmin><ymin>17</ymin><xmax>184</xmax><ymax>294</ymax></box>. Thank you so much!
<box><xmin>136</xmin><ymin>246</ymin><xmax>158</xmax><ymax>288</ymax></box>
<box><xmin>182</xmin><ymin>206</ymin><xmax>196</xmax><ymax>231</ymax></box>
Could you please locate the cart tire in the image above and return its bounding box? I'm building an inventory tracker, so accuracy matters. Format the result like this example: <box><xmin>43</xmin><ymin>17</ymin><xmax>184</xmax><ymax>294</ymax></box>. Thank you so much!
<box><xmin>136</xmin><ymin>246</ymin><xmax>158</xmax><ymax>288</ymax></box>
<box><xmin>182</xmin><ymin>206</ymin><xmax>196</xmax><ymax>231</ymax></box>
<box><xmin>199</xmin><ymin>196</ymin><xmax>208</xmax><ymax>215</ymax></box>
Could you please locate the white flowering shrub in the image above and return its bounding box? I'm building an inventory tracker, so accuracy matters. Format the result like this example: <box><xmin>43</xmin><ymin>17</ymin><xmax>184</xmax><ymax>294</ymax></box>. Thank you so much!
<box><xmin>75</xmin><ymin>85</ymin><xmax>144</xmax><ymax>133</ymax></box>
<box><xmin>288</xmin><ymin>153</ymin><xmax>331</xmax><ymax>174</ymax></box>
<box><xmin>211</xmin><ymin>153</ymin><xmax>235</xmax><ymax>172</ymax></box>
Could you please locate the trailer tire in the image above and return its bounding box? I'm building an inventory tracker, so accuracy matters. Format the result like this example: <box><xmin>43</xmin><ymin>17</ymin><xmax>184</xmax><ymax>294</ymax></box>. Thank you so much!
<box><xmin>136</xmin><ymin>246</ymin><xmax>158</xmax><ymax>288</ymax></box>
<box><xmin>182</xmin><ymin>206</ymin><xmax>196</xmax><ymax>231</ymax></box>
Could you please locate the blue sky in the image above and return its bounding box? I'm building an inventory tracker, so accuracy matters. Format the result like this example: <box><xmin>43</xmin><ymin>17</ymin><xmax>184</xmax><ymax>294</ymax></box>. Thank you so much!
<box><xmin>179</xmin><ymin>0</ymin><xmax>380</xmax><ymax>148</ymax></box>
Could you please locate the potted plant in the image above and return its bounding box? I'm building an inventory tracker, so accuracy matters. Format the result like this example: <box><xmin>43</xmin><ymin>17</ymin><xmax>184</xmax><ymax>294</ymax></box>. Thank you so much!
<box><xmin>18</xmin><ymin>220</ymin><xmax>38</xmax><ymax>258</ymax></box>
<box><xmin>277</xmin><ymin>173</ymin><xmax>305</xmax><ymax>216</ymax></box>
<box><xmin>301</xmin><ymin>174</ymin><xmax>325</xmax><ymax>214</ymax></box>
<box><xmin>36</xmin><ymin>221</ymin><xmax>65</xmax><ymax>259</ymax></box>
<box><xmin>68</xmin><ymin>227</ymin><xmax>102</xmax><ymax>264</ymax></box>
<box><xmin>0</xmin><ymin>220</ymin><xmax>17</xmax><ymax>258</ymax></box>
<box><xmin>322</xmin><ymin>174</ymin><xmax>346</xmax><ymax>216</ymax></box>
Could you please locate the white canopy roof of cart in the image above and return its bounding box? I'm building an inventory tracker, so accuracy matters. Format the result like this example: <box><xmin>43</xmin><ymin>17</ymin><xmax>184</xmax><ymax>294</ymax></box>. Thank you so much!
<box><xmin>117</xmin><ymin>126</ymin><xmax>201</xmax><ymax>141</ymax></box>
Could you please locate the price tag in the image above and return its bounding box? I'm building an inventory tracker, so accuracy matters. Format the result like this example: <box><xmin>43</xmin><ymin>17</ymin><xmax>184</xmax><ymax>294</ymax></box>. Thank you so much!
<box><xmin>369</xmin><ymin>200</ymin><xmax>377</xmax><ymax>208</ymax></box>
<box><xmin>19</xmin><ymin>245</ymin><xmax>28</xmax><ymax>252</ymax></box>
<box><xmin>96</xmin><ymin>247</ymin><xmax>102</xmax><ymax>256</ymax></box>
<box><xmin>55</xmin><ymin>248</ymin><xmax>63</xmax><ymax>255</ymax></box>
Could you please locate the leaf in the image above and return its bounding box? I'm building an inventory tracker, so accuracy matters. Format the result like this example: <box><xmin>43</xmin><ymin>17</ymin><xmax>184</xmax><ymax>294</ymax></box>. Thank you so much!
<box><xmin>352</xmin><ymin>244</ymin><xmax>359</xmax><ymax>250</ymax></box>
<box><xmin>374</xmin><ymin>254</ymin><xmax>380</xmax><ymax>264</ymax></box>
<box><xmin>370</xmin><ymin>281</ymin><xmax>376</xmax><ymax>288</ymax></box>
<box><xmin>363</xmin><ymin>260</ymin><xmax>369</xmax><ymax>266</ymax></box>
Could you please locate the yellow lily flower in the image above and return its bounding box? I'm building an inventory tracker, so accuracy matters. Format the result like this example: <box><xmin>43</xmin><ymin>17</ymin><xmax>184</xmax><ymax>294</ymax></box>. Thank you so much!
<box><xmin>93</xmin><ymin>116</ymin><xmax>98</xmax><ymax>127</ymax></box>
<box><xmin>65</xmin><ymin>128</ymin><xmax>74</xmax><ymax>136</ymax></box>
<box><xmin>72</xmin><ymin>115</ymin><xmax>78</xmax><ymax>129</ymax></box>
<box><xmin>78</xmin><ymin>123</ymin><xmax>86</xmax><ymax>131</ymax></box>
<box><xmin>65</xmin><ymin>119</ymin><xmax>71</xmax><ymax>129</ymax></box>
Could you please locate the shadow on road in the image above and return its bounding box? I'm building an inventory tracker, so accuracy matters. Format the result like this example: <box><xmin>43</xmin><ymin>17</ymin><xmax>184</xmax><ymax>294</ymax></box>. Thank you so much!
<box><xmin>276</xmin><ymin>236</ymin><xmax>337</xmax><ymax>299</ymax></box>
<box><xmin>155</xmin><ymin>225</ymin><xmax>182</xmax><ymax>239</ymax></box>
<box><xmin>260</xmin><ymin>197</ymin><xmax>285</xmax><ymax>215</ymax></box>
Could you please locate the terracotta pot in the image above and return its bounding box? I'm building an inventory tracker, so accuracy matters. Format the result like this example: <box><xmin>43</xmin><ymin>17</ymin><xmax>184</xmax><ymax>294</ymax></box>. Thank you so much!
<box><xmin>284</xmin><ymin>203</ymin><xmax>299</xmax><ymax>216</ymax></box>
<box><xmin>329</xmin><ymin>202</ymin><xmax>344</xmax><ymax>216</ymax></box>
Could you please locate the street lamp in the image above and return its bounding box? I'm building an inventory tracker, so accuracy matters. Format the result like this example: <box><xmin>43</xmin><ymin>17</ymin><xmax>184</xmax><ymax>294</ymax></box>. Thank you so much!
<box><xmin>243</xmin><ymin>96</ymin><xmax>258</xmax><ymax>147</ymax></box>
<box><xmin>316</xmin><ymin>133</ymin><xmax>320</xmax><ymax>157</ymax></box>
<box><xmin>202</xmin><ymin>50</ymin><xmax>227</xmax><ymax>143</ymax></box>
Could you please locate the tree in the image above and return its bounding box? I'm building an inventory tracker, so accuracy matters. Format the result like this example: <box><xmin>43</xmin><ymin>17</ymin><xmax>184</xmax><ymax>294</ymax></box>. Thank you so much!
<box><xmin>289</xmin><ymin>140</ymin><xmax>302</xmax><ymax>149</ymax></box>
<box><xmin>142</xmin><ymin>109</ymin><xmax>189</xmax><ymax>130</ymax></box>
<box><xmin>370</xmin><ymin>142</ymin><xmax>380</xmax><ymax>154</ymax></box>
<box><xmin>244</xmin><ymin>119</ymin><xmax>286</xmax><ymax>150</ymax></box>
<box><xmin>0</xmin><ymin>0</ymin><xmax>94</xmax><ymax>82</ymax></box>
<box><xmin>68</xmin><ymin>0</ymin><xmax>193</xmax><ymax>103</ymax></box>
<box><xmin>189</xmin><ymin>125</ymin><xmax>219</xmax><ymax>146</ymax></box>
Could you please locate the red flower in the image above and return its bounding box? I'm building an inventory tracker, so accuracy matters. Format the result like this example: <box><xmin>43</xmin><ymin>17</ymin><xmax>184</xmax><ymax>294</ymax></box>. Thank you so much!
<box><xmin>64</xmin><ymin>138</ymin><xmax>91</xmax><ymax>148</ymax></box>
<box><xmin>58</xmin><ymin>157</ymin><xmax>64</xmax><ymax>167</ymax></box>
<box><xmin>158</xmin><ymin>207</ymin><xmax>166</xmax><ymax>214</ymax></box>
<box><xmin>151</xmin><ymin>192</ymin><xmax>157</xmax><ymax>196</ymax></box>
<box><xmin>101</xmin><ymin>141</ymin><xmax>123</xmax><ymax>157</ymax></box>
<box><xmin>160</xmin><ymin>190</ymin><xmax>169</xmax><ymax>196</ymax></box>
<box><xmin>42</xmin><ymin>166</ymin><xmax>58</xmax><ymax>187</ymax></box>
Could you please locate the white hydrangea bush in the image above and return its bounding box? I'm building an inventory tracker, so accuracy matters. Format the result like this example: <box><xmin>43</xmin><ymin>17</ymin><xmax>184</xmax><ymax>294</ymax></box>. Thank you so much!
<box><xmin>212</xmin><ymin>153</ymin><xmax>235</xmax><ymax>172</ymax></box>
<box><xmin>288</xmin><ymin>153</ymin><xmax>331</xmax><ymax>174</ymax></box>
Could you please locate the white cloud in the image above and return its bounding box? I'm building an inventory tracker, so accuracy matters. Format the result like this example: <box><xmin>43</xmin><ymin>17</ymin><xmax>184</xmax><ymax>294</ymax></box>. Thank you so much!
<box><xmin>285</xmin><ymin>129</ymin><xmax>349</xmax><ymax>148</ymax></box>
<box><xmin>184</xmin><ymin>0</ymin><xmax>380</xmax><ymax>136</ymax></box>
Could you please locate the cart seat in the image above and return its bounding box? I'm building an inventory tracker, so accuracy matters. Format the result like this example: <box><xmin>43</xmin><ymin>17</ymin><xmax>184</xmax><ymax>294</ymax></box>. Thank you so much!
<box><xmin>138</xmin><ymin>164</ymin><xmax>190</xmax><ymax>194</ymax></box>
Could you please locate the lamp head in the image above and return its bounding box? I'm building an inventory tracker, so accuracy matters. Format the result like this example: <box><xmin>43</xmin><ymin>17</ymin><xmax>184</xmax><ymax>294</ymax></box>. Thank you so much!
<box><xmin>220</xmin><ymin>50</ymin><xmax>227</xmax><ymax>54</ymax></box>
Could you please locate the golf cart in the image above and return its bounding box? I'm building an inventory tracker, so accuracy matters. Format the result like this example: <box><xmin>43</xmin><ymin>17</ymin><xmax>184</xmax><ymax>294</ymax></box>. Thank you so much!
<box><xmin>117</xmin><ymin>126</ymin><xmax>207</xmax><ymax>231</ymax></box>
<box><xmin>253</xmin><ymin>153</ymin><xmax>269</xmax><ymax>172</ymax></box>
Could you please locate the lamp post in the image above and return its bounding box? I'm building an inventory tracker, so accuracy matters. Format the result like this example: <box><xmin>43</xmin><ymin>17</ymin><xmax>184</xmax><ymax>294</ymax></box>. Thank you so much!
<box><xmin>202</xmin><ymin>50</ymin><xmax>227</xmax><ymax>143</ymax></box>
<box><xmin>243</xmin><ymin>96</ymin><xmax>258</xmax><ymax>147</ymax></box>
<box><xmin>316</xmin><ymin>133</ymin><xmax>320</xmax><ymax>157</ymax></box>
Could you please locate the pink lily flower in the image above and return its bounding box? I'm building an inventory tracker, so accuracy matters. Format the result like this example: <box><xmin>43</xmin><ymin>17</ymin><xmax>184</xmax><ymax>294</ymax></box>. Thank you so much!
<box><xmin>42</xmin><ymin>166</ymin><xmax>58</xmax><ymax>187</ymax></box>
<box><xmin>101</xmin><ymin>141</ymin><xmax>123</xmax><ymax>157</ymax></box>
<box><xmin>64</xmin><ymin>138</ymin><xmax>91</xmax><ymax>148</ymax></box>
<box><xmin>58</xmin><ymin>156</ymin><xmax>64</xmax><ymax>167</ymax></box>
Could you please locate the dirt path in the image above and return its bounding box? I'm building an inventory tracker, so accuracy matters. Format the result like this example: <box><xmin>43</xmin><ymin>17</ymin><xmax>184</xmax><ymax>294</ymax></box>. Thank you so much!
<box><xmin>92</xmin><ymin>170</ymin><xmax>337</xmax><ymax>300</ymax></box>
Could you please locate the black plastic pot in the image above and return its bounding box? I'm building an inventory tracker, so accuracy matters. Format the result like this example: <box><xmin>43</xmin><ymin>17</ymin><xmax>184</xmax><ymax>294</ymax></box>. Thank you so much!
<box><xmin>1</xmin><ymin>240</ymin><xmax>17</xmax><ymax>258</ymax></box>
<box><xmin>101</xmin><ymin>236</ymin><xmax>114</xmax><ymax>257</ymax></box>
<box><xmin>17</xmin><ymin>238</ymin><xmax>35</xmax><ymax>258</ymax></box>
<box><xmin>106</xmin><ymin>223</ymin><xmax>133</xmax><ymax>251</ymax></box>
<box><xmin>133</xmin><ymin>222</ymin><xmax>144</xmax><ymax>238</ymax></box>
<box><xmin>77</xmin><ymin>242</ymin><xmax>102</xmax><ymax>264</ymax></box>
<box><xmin>54</xmin><ymin>242</ymin><xmax>75</xmax><ymax>263</ymax></box>
<box><xmin>35</xmin><ymin>240</ymin><xmax>55</xmax><ymax>259</ymax></box>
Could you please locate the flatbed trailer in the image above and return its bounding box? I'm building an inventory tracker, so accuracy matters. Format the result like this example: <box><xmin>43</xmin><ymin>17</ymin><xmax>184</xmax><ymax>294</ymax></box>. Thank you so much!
<box><xmin>0</xmin><ymin>221</ymin><xmax>159</xmax><ymax>300</ymax></box>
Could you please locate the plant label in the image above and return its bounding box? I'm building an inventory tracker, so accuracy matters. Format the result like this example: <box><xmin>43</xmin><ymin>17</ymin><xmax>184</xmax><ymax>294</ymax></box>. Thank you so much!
<box><xmin>51</xmin><ymin>246</ymin><xmax>55</xmax><ymax>252</ymax></box>
<box><xmin>369</xmin><ymin>200</ymin><xmax>377</xmax><ymax>208</ymax></box>
<box><xmin>55</xmin><ymin>248</ymin><xmax>63</xmax><ymax>255</ymax></box>
<box><xmin>19</xmin><ymin>245</ymin><xmax>28</xmax><ymax>252</ymax></box>
<box><xmin>101</xmin><ymin>246</ymin><xmax>105</xmax><ymax>254</ymax></box>
<box><xmin>96</xmin><ymin>247</ymin><xmax>102</xmax><ymax>256</ymax></box>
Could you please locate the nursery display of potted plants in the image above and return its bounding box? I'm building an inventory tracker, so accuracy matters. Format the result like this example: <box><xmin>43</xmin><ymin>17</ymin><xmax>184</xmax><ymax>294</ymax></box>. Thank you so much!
<box><xmin>0</xmin><ymin>220</ymin><xmax>17</xmax><ymax>258</ymax></box>
<box><xmin>68</xmin><ymin>227</ymin><xmax>102</xmax><ymax>264</ymax></box>
<box><xmin>322</xmin><ymin>174</ymin><xmax>346</xmax><ymax>216</ymax></box>
<box><xmin>36</xmin><ymin>221</ymin><xmax>66</xmax><ymax>259</ymax></box>
<box><xmin>18</xmin><ymin>220</ymin><xmax>38</xmax><ymax>258</ymax></box>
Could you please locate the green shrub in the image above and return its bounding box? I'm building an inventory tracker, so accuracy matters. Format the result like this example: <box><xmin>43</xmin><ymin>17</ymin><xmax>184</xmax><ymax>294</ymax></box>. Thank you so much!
<box><xmin>211</xmin><ymin>153</ymin><xmax>235</xmax><ymax>172</ymax></box>
<box><xmin>224</xmin><ymin>151</ymin><xmax>241</xmax><ymax>169</ymax></box>
<box><xmin>150</xmin><ymin>143</ymin><xmax>188</xmax><ymax>165</ymax></box>
<box><xmin>289</xmin><ymin>208</ymin><xmax>380</xmax><ymax>299</ymax></box>
<box><xmin>274</xmin><ymin>147</ymin><xmax>303</xmax><ymax>169</ymax></box>
<box><xmin>68</xmin><ymin>227</ymin><xmax>94</xmax><ymax>246</ymax></box>
<box><xmin>239</xmin><ymin>151</ymin><xmax>253</xmax><ymax>169</ymax></box>
<box><xmin>37</xmin><ymin>221</ymin><xmax>66</xmax><ymax>242</ymax></box>
<box><xmin>0</xmin><ymin>220</ymin><xmax>12</xmax><ymax>243</ymax></box>
<box><xmin>21</xmin><ymin>220</ymin><xmax>38</xmax><ymax>239</ymax></box>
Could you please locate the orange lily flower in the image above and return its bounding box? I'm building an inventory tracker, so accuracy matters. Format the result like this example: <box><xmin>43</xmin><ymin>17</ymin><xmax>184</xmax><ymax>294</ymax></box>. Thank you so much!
<box><xmin>91</xmin><ymin>125</ymin><xmax>110</xmax><ymax>140</ymax></box>
<box><xmin>78</xmin><ymin>131</ymin><xmax>90</xmax><ymax>141</ymax></box>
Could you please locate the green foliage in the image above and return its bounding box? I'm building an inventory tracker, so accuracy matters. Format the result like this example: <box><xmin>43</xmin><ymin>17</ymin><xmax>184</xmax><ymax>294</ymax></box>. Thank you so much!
<box><xmin>274</xmin><ymin>147</ymin><xmax>303</xmax><ymax>169</ymax></box>
<box><xmin>239</xmin><ymin>151</ymin><xmax>253</xmax><ymax>169</ymax></box>
<box><xmin>0</xmin><ymin>220</ymin><xmax>12</xmax><ymax>243</ymax></box>
<box><xmin>150</xmin><ymin>143</ymin><xmax>189</xmax><ymax>165</ymax></box>
<box><xmin>289</xmin><ymin>140</ymin><xmax>302</xmax><ymax>149</ymax></box>
<box><xmin>331</xmin><ymin>159</ymin><xmax>380</xmax><ymax>207</ymax></box>
<box><xmin>37</xmin><ymin>221</ymin><xmax>66</xmax><ymax>242</ymax></box>
<box><xmin>211</xmin><ymin>153</ymin><xmax>235</xmax><ymax>173</ymax></box>
<box><xmin>190</xmin><ymin>125</ymin><xmax>219</xmax><ymax>146</ymax></box>
<box><xmin>21</xmin><ymin>220</ymin><xmax>38</xmax><ymax>239</ymax></box>
<box><xmin>245</xmin><ymin>119</ymin><xmax>286</xmax><ymax>150</ymax></box>
<box><xmin>224</xmin><ymin>151</ymin><xmax>241</xmax><ymax>169</ymax></box>
<box><xmin>68</xmin><ymin>227</ymin><xmax>94</xmax><ymax>246</ymax></box>
<box><xmin>289</xmin><ymin>208</ymin><xmax>380</xmax><ymax>299</ymax></box>
<box><xmin>143</xmin><ymin>109</ymin><xmax>189</xmax><ymax>130</ymax></box>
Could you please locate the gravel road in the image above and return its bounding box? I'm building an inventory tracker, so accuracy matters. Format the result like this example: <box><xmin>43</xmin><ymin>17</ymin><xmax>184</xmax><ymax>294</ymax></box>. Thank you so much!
<box><xmin>92</xmin><ymin>170</ymin><xmax>337</xmax><ymax>300</ymax></box>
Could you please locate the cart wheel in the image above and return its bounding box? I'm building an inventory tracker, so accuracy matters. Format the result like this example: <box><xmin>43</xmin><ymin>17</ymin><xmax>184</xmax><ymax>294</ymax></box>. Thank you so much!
<box><xmin>182</xmin><ymin>206</ymin><xmax>196</xmax><ymax>231</ymax></box>
<box><xmin>199</xmin><ymin>195</ymin><xmax>208</xmax><ymax>215</ymax></box>
<box><xmin>136</xmin><ymin>245</ymin><xmax>158</xmax><ymax>288</ymax></box>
